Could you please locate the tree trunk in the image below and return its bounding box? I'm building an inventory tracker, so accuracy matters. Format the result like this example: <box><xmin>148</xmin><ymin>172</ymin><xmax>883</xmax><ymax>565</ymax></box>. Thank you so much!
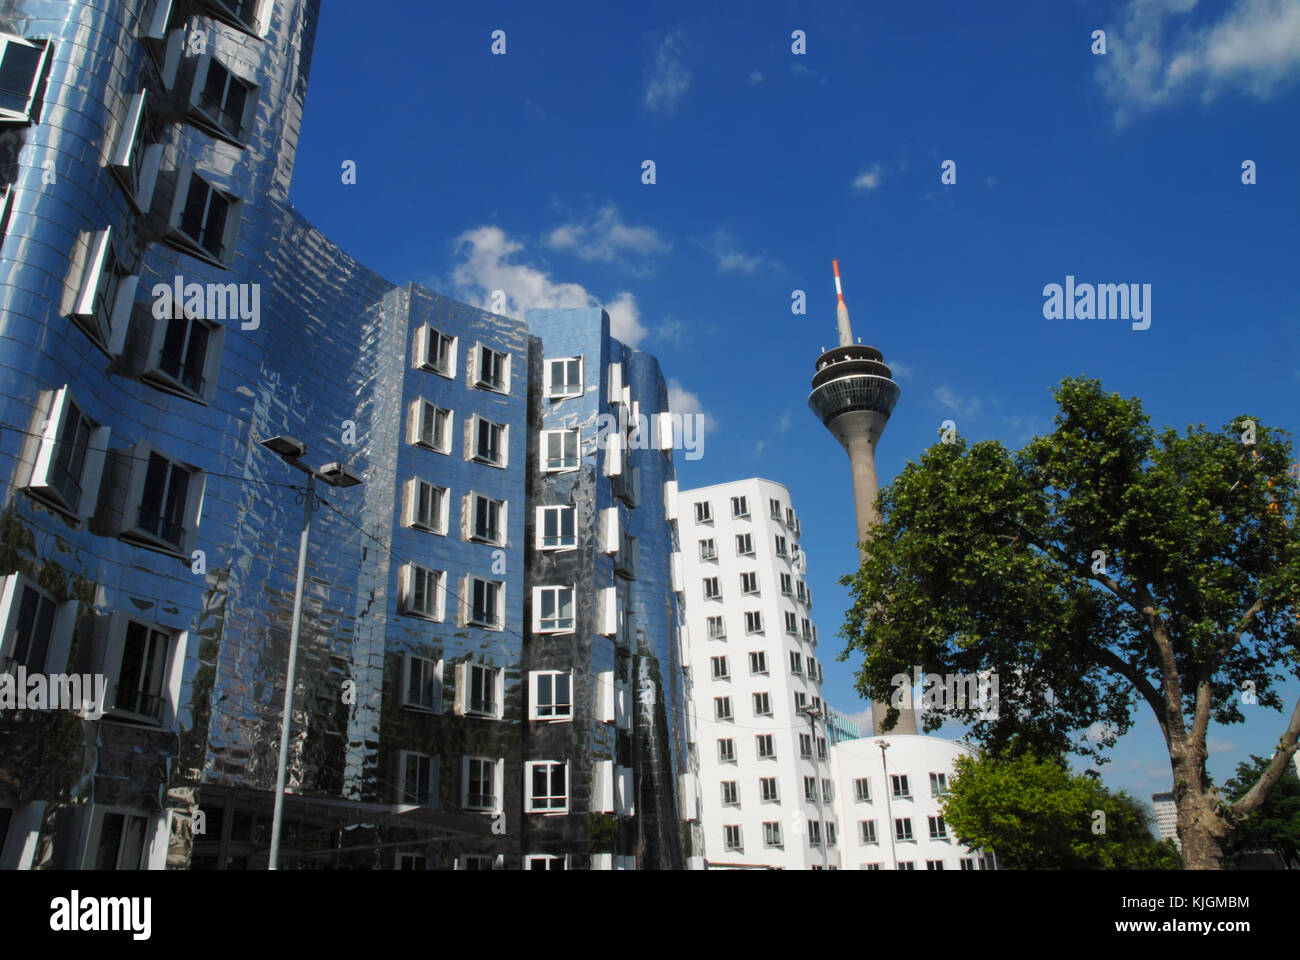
<box><xmin>1169</xmin><ymin>733</ymin><xmax>1229</xmax><ymax>869</ymax></box>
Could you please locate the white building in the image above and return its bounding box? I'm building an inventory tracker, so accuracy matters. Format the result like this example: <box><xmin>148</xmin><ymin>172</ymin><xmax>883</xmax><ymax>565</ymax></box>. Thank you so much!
<box><xmin>678</xmin><ymin>479</ymin><xmax>836</xmax><ymax>868</ymax></box>
<box><xmin>831</xmin><ymin>734</ymin><xmax>992</xmax><ymax>870</ymax></box>
<box><xmin>1151</xmin><ymin>792</ymin><xmax>1180</xmax><ymax>851</ymax></box>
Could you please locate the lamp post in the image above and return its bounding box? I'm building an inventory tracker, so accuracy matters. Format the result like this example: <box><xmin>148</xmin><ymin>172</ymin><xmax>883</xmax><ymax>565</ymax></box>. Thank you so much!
<box><xmin>259</xmin><ymin>435</ymin><xmax>362</xmax><ymax>871</ymax></box>
<box><xmin>878</xmin><ymin>739</ymin><xmax>899</xmax><ymax>870</ymax></box>
<box><xmin>799</xmin><ymin>704</ymin><xmax>828</xmax><ymax>870</ymax></box>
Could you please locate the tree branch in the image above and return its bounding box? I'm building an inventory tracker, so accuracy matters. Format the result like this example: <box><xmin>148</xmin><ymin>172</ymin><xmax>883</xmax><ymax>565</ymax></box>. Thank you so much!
<box><xmin>1229</xmin><ymin>694</ymin><xmax>1300</xmax><ymax>817</ymax></box>
<box><xmin>1095</xmin><ymin>647</ymin><xmax>1166</xmax><ymax>731</ymax></box>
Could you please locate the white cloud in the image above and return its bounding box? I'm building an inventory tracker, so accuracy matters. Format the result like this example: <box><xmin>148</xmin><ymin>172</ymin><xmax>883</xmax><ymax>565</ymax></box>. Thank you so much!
<box><xmin>754</xmin><ymin>440</ymin><xmax>768</xmax><ymax>456</ymax></box>
<box><xmin>708</xmin><ymin>228</ymin><xmax>777</xmax><ymax>274</ymax></box>
<box><xmin>853</xmin><ymin>164</ymin><xmax>884</xmax><ymax>191</ymax></box>
<box><xmin>450</xmin><ymin>225</ymin><xmax>648</xmax><ymax>346</ymax></box>
<box><xmin>933</xmin><ymin>385</ymin><xmax>983</xmax><ymax>418</ymax></box>
<box><xmin>654</xmin><ymin>316</ymin><xmax>689</xmax><ymax>343</ymax></box>
<box><xmin>749</xmin><ymin>70</ymin><xmax>764</xmax><ymax>85</ymax></box>
<box><xmin>887</xmin><ymin>358</ymin><xmax>914</xmax><ymax>380</ymax></box>
<box><xmin>545</xmin><ymin>205</ymin><xmax>669</xmax><ymax>265</ymax></box>
<box><xmin>645</xmin><ymin>30</ymin><xmax>691</xmax><ymax>114</ymax></box>
<box><xmin>1098</xmin><ymin>0</ymin><xmax>1300</xmax><ymax>121</ymax></box>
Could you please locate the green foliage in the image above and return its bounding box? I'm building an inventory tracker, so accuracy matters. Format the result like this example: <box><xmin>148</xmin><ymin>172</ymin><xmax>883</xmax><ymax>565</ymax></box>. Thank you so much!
<box><xmin>1222</xmin><ymin>755</ymin><xmax>1300</xmax><ymax>869</ymax></box>
<box><xmin>941</xmin><ymin>752</ymin><xmax>1182</xmax><ymax>869</ymax></box>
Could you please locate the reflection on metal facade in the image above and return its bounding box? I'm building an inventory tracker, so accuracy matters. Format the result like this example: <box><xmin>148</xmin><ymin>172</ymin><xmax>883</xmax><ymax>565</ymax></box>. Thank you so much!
<box><xmin>0</xmin><ymin>0</ymin><xmax>689</xmax><ymax>869</ymax></box>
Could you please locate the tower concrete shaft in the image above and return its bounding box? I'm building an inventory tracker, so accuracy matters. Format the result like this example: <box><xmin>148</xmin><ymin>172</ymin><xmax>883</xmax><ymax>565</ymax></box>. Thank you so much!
<box><xmin>808</xmin><ymin>261</ymin><xmax>917</xmax><ymax>736</ymax></box>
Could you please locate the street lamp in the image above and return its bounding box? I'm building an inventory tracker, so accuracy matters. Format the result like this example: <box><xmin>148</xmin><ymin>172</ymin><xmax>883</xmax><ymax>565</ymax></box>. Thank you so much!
<box><xmin>878</xmin><ymin>739</ymin><xmax>899</xmax><ymax>870</ymax></box>
<box><xmin>799</xmin><ymin>704</ymin><xmax>828</xmax><ymax>870</ymax></box>
<box><xmin>259</xmin><ymin>435</ymin><xmax>363</xmax><ymax>870</ymax></box>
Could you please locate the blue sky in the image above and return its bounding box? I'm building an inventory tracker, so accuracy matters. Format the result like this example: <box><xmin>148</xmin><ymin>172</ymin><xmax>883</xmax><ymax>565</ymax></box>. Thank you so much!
<box><xmin>287</xmin><ymin>0</ymin><xmax>1300</xmax><ymax>802</ymax></box>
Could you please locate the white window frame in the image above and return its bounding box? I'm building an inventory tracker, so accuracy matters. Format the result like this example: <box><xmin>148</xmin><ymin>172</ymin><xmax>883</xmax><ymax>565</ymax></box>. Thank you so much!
<box><xmin>0</xmin><ymin>34</ymin><xmax>50</xmax><ymax>124</ymax></box>
<box><xmin>759</xmin><ymin>777</ymin><xmax>779</xmax><ymax>802</ymax></box>
<box><xmin>744</xmin><ymin>611</ymin><xmax>763</xmax><ymax>634</ymax></box>
<box><xmin>854</xmin><ymin>777</ymin><xmax>872</xmax><ymax>802</ymax></box>
<box><xmin>748</xmin><ymin>651</ymin><xmax>767</xmax><ymax>675</ymax></box>
<box><xmin>723</xmin><ymin>824</ymin><xmax>742</xmax><ymax>851</ymax></box>
<box><xmin>166</xmin><ymin>162</ymin><xmax>242</xmax><ymax>266</ymax></box>
<box><xmin>740</xmin><ymin>571</ymin><xmax>759</xmax><ymax>595</ymax></box>
<box><xmin>466</xmin><ymin>414</ymin><xmax>508</xmax><ymax>468</ymax></box>
<box><xmin>775</xmin><ymin>535</ymin><xmax>788</xmax><ymax>557</ymax></box>
<box><xmin>755</xmin><ymin>734</ymin><xmax>774</xmax><ymax>759</ymax></box>
<box><xmin>535</xmin><ymin>504</ymin><xmax>576</xmax><ymax>551</ymax></box>
<box><xmin>891</xmin><ymin>774</ymin><xmax>910</xmax><ymax>799</ymax></box>
<box><xmin>529</xmin><ymin>669</ymin><xmax>573</xmax><ymax>722</ymax></box>
<box><xmin>407</xmin><ymin>399</ymin><xmax>452</xmax><ymax>453</ymax></box>
<box><xmin>532</xmin><ymin>585</ymin><xmax>575</xmax><ymax>634</ymax></box>
<box><xmin>545</xmin><ymin>356</ymin><xmax>583</xmax><ymax>399</ymax></box>
<box><xmin>0</xmin><ymin>574</ymin><xmax>76</xmax><ymax>675</ymax></box>
<box><xmin>187</xmin><ymin>49</ymin><xmax>259</xmax><ymax>143</ymax></box>
<box><xmin>524</xmin><ymin>760</ymin><xmax>569</xmax><ymax>813</ymax></box>
<box><xmin>19</xmin><ymin>385</ymin><xmax>110</xmax><ymax>520</ymax></box>
<box><xmin>399</xmin><ymin>653</ymin><xmax>442</xmax><ymax>713</ymax></box>
<box><xmin>81</xmin><ymin>805</ymin><xmax>167</xmax><ymax>870</ymax></box>
<box><xmin>525</xmin><ymin>854</ymin><xmax>569</xmax><ymax>870</ymax></box>
<box><xmin>694</xmin><ymin>501</ymin><xmax>712</xmax><ymax>523</ymax></box>
<box><xmin>540</xmin><ymin>428</ymin><xmax>580</xmax><ymax>473</ymax></box>
<box><xmin>714</xmin><ymin>696</ymin><xmax>732</xmax><ymax>722</ymax></box>
<box><xmin>99</xmin><ymin>613</ymin><xmax>186</xmax><ymax>729</ymax></box>
<box><xmin>141</xmin><ymin>301</ymin><xmax>225</xmax><ymax>404</ymax></box>
<box><xmin>895</xmin><ymin>817</ymin><xmax>914</xmax><ymax>841</ymax></box>
<box><xmin>702</xmin><ymin>577</ymin><xmax>720</xmax><ymax>601</ymax></box>
<box><xmin>68</xmin><ymin>227</ymin><xmax>138</xmax><ymax>355</ymax></box>
<box><xmin>460</xmin><ymin>755</ymin><xmax>504</xmax><ymax>813</ymax></box>
<box><xmin>861</xmin><ymin>819</ymin><xmax>877</xmax><ymax>844</ymax></box>
<box><xmin>472</xmin><ymin>342</ymin><xmax>511</xmax><ymax>394</ymax></box>
<box><xmin>456</xmin><ymin>662</ymin><xmax>504</xmax><ymax>720</ymax></box>
<box><xmin>117</xmin><ymin>442</ymin><xmax>205</xmax><ymax>557</ymax></box>
<box><xmin>928</xmin><ymin>815</ymin><xmax>948</xmax><ymax>840</ymax></box>
<box><xmin>717</xmin><ymin>738</ymin><xmax>735</xmax><ymax>763</ymax></box>
<box><xmin>465</xmin><ymin>491</ymin><xmax>507</xmax><ymax>546</ymax></box>
<box><xmin>720</xmin><ymin>780</ymin><xmax>739</xmax><ymax>806</ymax></box>
<box><xmin>463</xmin><ymin>575</ymin><xmax>504</xmax><ymax>630</ymax></box>
<box><xmin>730</xmin><ymin>495</ymin><xmax>748</xmax><ymax>518</ymax></box>
<box><xmin>201</xmin><ymin>0</ymin><xmax>274</xmax><ymax>38</ymax></box>
<box><xmin>402</xmin><ymin>477</ymin><xmax>449</xmax><ymax>535</ymax></box>
<box><xmin>698</xmin><ymin>538</ymin><xmax>716</xmax><ymax>561</ymax></box>
<box><xmin>780</xmin><ymin>573</ymin><xmax>793</xmax><ymax>595</ymax></box>
<box><xmin>414</xmin><ymin>324</ymin><xmax>457</xmax><ymax>378</ymax></box>
<box><xmin>763</xmin><ymin>821</ymin><xmax>782</xmax><ymax>848</ymax></box>
<box><xmin>709</xmin><ymin>654</ymin><xmax>729</xmax><ymax>680</ymax></box>
<box><xmin>930</xmin><ymin>772</ymin><xmax>949</xmax><ymax>797</ymax></box>
<box><xmin>735</xmin><ymin>533</ymin><xmax>754</xmax><ymax>556</ymax></box>
<box><xmin>769</xmin><ymin>498</ymin><xmax>782</xmax><ymax>519</ymax></box>
<box><xmin>752</xmin><ymin>691</ymin><xmax>771</xmax><ymax>717</ymax></box>
<box><xmin>398</xmin><ymin>563</ymin><xmax>445</xmax><ymax>621</ymax></box>
<box><xmin>397</xmin><ymin>750</ymin><xmax>437</xmax><ymax>806</ymax></box>
<box><xmin>109</xmin><ymin>90</ymin><xmax>163</xmax><ymax>212</ymax></box>
<box><xmin>706</xmin><ymin>615</ymin><xmax>725</xmax><ymax>639</ymax></box>
<box><xmin>454</xmin><ymin>854</ymin><xmax>503</xmax><ymax>871</ymax></box>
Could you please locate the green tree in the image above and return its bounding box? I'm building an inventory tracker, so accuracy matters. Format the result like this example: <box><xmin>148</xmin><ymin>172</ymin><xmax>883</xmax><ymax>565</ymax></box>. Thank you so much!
<box><xmin>840</xmin><ymin>377</ymin><xmax>1300</xmax><ymax>869</ymax></box>
<box><xmin>1222</xmin><ymin>754</ymin><xmax>1300</xmax><ymax>868</ymax></box>
<box><xmin>941</xmin><ymin>752</ymin><xmax>1181</xmax><ymax>869</ymax></box>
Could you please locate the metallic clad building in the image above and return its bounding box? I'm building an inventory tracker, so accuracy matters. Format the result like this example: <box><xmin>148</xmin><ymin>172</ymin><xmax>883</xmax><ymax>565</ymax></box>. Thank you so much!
<box><xmin>0</xmin><ymin>0</ymin><xmax>690</xmax><ymax>869</ymax></box>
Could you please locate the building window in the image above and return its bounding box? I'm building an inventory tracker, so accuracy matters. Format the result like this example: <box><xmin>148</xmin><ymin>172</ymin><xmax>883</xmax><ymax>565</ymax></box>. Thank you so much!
<box><xmin>723</xmin><ymin>825</ymin><xmax>742</xmax><ymax>851</ymax></box>
<box><xmin>536</xmin><ymin>505</ymin><xmax>576</xmax><ymax>550</ymax></box>
<box><xmin>752</xmin><ymin>692</ymin><xmax>771</xmax><ymax>717</ymax></box>
<box><xmin>702</xmin><ymin>577</ymin><xmax>720</xmax><ymax>600</ymax></box>
<box><xmin>744</xmin><ymin>611</ymin><xmax>762</xmax><ymax>634</ymax></box>
<box><xmin>748</xmin><ymin>651</ymin><xmax>767</xmax><ymax>675</ymax></box>
<box><xmin>0</xmin><ymin>34</ymin><xmax>50</xmax><ymax>122</ymax></box>
<box><xmin>68</xmin><ymin>229</ymin><xmax>137</xmax><ymax>356</ymax></box>
<box><xmin>399</xmin><ymin>751</ymin><xmax>435</xmax><ymax>806</ymax></box>
<box><xmin>466</xmin><ymin>493</ymin><xmax>505</xmax><ymax>545</ymax></box>
<box><xmin>168</xmin><ymin>165</ymin><xmax>240</xmax><ymax>264</ymax></box>
<box><xmin>416</xmin><ymin>325</ymin><xmax>457</xmax><ymax>377</ymax></box>
<box><xmin>525</xmin><ymin>854</ymin><xmax>567</xmax><ymax>870</ymax></box>
<box><xmin>891</xmin><ymin>774</ymin><xmax>910</xmax><ymax>799</ymax></box>
<box><xmin>525</xmin><ymin>761</ymin><xmax>568</xmax><ymax>813</ymax></box>
<box><xmin>614</xmin><ymin>530</ymin><xmax>638</xmax><ymax>580</ymax></box>
<box><xmin>769</xmin><ymin>498</ymin><xmax>782</xmax><ymax>519</ymax></box>
<box><xmin>463</xmin><ymin>663</ymin><xmax>501</xmax><ymax>718</ymax></box>
<box><xmin>88</xmin><ymin>809</ymin><xmax>151</xmax><ymax>870</ymax></box>
<box><xmin>119</xmin><ymin>444</ymin><xmax>205</xmax><ymax>556</ymax></box>
<box><xmin>822</xmin><ymin>779</ymin><xmax>834</xmax><ymax>802</ymax></box>
<box><xmin>720</xmin><ymin>781</ymin><xmax>739</xmax><ymax>806</ymax></box>
<box><xmin>465</xmin><ymin>577</ymin><xmax>503</xmax><ymax>629</ymax></box>
<box><xmin>399</xmin><ymin>564</ymin><xmax>444</xmax><ymax>621</ymax></box>
<box><xmin>191</xmin><ymin>53</ymin><xmax>258</xmax><ymax>142</ymax></box>
<box><xmin>20</xmin><ymin>386</ymin><xmax>109</xmax><ymax>519</ymax></box>
<box><xmin>717</xmin><ymin>738</ymin><xmax>735</xmax><ymax>763</ymax></box>
<box><xmin>714</xmin><ymin>696</ymin><xmax>733</xmax><ymax>722</ymax></box>
<box><xmin>780</xmin><ymin>573</ymin><xmax>793</xmax><ymax>596</ymax></box>
<box><xmin>796</xmin><ymin>581</ymin><xmax>808</xmax><ymax>604</ymax></box>
<box><xmin>397</xmin><ymin>854</ymin><xmax>427</xmax><ymax>870</ymax></box>
<box><xmin>799</xmin><ymin>733</ymin><xmax>812</xmax><ymax>759</ymax></box>
<box><xmin>928</xmin><ymin>815</ymin><xmax>948</xmax><ymax>840</ymax></box>
<box><xmin>698</xmin><ymin>538</ymin><xmax>716</xmax><ymax>561</ymax></box>
<box><xmin>706</xmin><ymin>615</ymin><xmax>726</xmax><ymax>639</ymax></box>
<box><xmin>202</xmin><ymin>0</ymin><xmax>272</xmax><ymax>36</ymax></box>
<box><xmin>0</xmin><ymin>578</ymin><xmax>60</xmax><ymax>673</ymax></box>
<box><xmin>801</xmin><ymin>617</ymin><xmax>812</xmax><ymax>640</ymax></box>
<box><xmin>854</xmin><ymin>777</ymin><xmax>871</xmax><ymax>802</ymax></box>
<box><xmin>783</xmin><ymin>612</ymin><xmax>798</xmax><ymax>635</ymax></box>
<box><xmin>755</xmin><ymin>778</ymin><xmax>777</xmax><ymax>804</ymax></box>
<box><xmin>863</xmin><ymin>862</ymin><xmax>881</xmax><ymax>871</ymax></box>
<box><xmin>541</xmin><ymin>429</ymin><xmax>579</xmax><ymax>472</ymax></box>
<box><xmin>694</xmin><ymin>501</ymin><xmax>712</xmax><ymax>523</ymax></box>
<box><xmin>739</xmin><ymin>571</ymin><xmax>759</xmax><ymax>595</ymax></box>
<box><xmin>409</xmin><ymin>400</ymin><xmax>451</xmax><ymax>452</ymax></box>
<box><xmin>111</xmin><ymin>619</ymin><xmax>175</xmax><ymax>723</ymax></box>
<box><xmin>794</xmin><ymin>691</ymin><xmax>807</xmax><ymax>711</ymax></box>
<box><xmin>735</xmin><ymin>533</ymin><xmax>754</xmax><ymax>556</ymax></box>
<box><xmin>808</xmin><ymin>820</ymin><xmax>822</xmax><ymax>847</ymax></box>
<box><xmin>926</xmin><ymin>860</ymin><xmax>945</xmax><ymax>870</ymax></box>
<box><xmin>763</xmin><ymin>821</ymin><xmax>782</xmax><ymax>847</ymax></box>
<box><xmin>456</xmin><ymin>854</ymin><xmax>500</xmax><ymax>871</ymax></box>
<box><xmin>895</xmin><ymin>818</ymin><xmax>914</xmax><ymax>841</ymax></box>
<box><xmin>458</xmin><ymin>756</ymin><xmax>500</xmax><ymax>812</ymax></box>
<box><xmin>817</xmin><ymin>737</ymin><xmax>827</xmax><ymax>761</ymax></box>
<box><xmin>860</xmin><ymin>820</ymin><xmax>877</xmax><ymax>844</ymax></box>
<box><xmin>930</xmin><ymin>772</ymin><xmax>948</xmax><ymax>797</ymax></box>
<box><xmin>960</xmin><ymin>857</ymin><xmax>975</xmax><ymax>871</ymax></box>
<box><xmin>545</xmin><ymin>356</ymin><xmax>582</xmax><ymax>398</ymax></box>
<box><xmin>533</xmin><ymin>585</ymin><xmax>574</xmax><ymax>633</ymax></box>
<box><xmin>827</xmin><ymin>822</ymin><xmax>837</xmax><ymax>846</ymax></box>
<box><xmin>730</xmin><ymin>496</ymin><xmax>748</xmax><ymax>518</ymax></box>
<box><xmin>755</xmin><ymin>734</ymin><xmax>774</xmax><ymax>759</ymax></box>
<box><xmin>530</xmin><ymin>670</ymin><xmax>572</xmax><ymax>721</ymax></box>
<box><xmin>404</xmin><ymin>478</ymin><xmax>448</xmax><ymax>534</ymax></box>
<box><xmin>803</xmin><ymin>777</ymin><xmax>817</xmax><ymax>801</ymax></box>
<box><xmin>473</xmin><ymin>344</ymin><xmax>510</xmax><ymax>393</ymax></box>
<box><xmin>469</xmin><ymin>416</ymin><xmax>507</xmax><ymax>467</ymax></box>
<box><xmin>786</xmin><ymin>653</ymin><xmax>801</xmax><ymax>677</ymax></box>
<box><xmin>774</xmin><ymin>535</ymin><xmax>788</xmax><ymax>557</ymax></box>
<box><xmin>709</xmin><ymin>655</ymin><xmax>729</xmax><ymax>680</ymax></box>
<box><xmin>400</xmin><ymin>654</ymin><xmax>441</xmax><ymax>712</ymax></box>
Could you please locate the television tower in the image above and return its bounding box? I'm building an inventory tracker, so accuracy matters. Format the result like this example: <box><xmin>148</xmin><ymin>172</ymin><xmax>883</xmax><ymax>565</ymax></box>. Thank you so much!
<box><xmin>808</xmin><ymin>260</ymin><xmax>916</xmax><ymax>735</ymax></box>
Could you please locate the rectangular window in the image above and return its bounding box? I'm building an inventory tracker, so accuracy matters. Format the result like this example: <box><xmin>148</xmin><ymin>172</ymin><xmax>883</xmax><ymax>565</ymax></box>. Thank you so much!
<box><xmin>763</xmin><ymin>821</ymin><xmax>782</xmax><ymax>848</ymax></box>
<box><xmin>466</xmin><ymin>577</ymin><xmax>502</xmax><ymax>629</ymax></box>
<box><xmin>203</xmin><ymin>0</ymin><xmax>271</xmax><ymax>36</ymax></box>
<box><xmin>474</xmin><ymin>344</ymin><xmax>510</xmax><ymax>392</ymax></box>
<box><xmin>706</xmin><ymin>615</ymin><xmax>725</xmax><ymax>639</ymax></box>
<box><xmin>416</xmin><ymin>325</ymin><xmax>457</xmax><ymax>377</ymax></box>
<box><xmin>22</xmin><ymin>386</ymin><xmax>110</xmax><ymax>519</ymax></box>
<box><xmin>775</xmin><ymin>535</ymin><xmax>788</xmax><ymax>557</ymax></box>
<box><xmin>780</xmin><ymin>573</ymin><xmax>793</xmax><ymax>595</ymax></box>
<box><xmin>891</xmin><ymin>774</ymin><xmax>910</xmax><ymax>799</ymax></box>
<box><xmin>120</xmin><ymin>445</ymin><xmax>204</xmax><ymax>555</ymax></box>
<box><xmin>928</xmin><ymin>815</ymin><xmax>948</xmax><ymax>840</ymax></box>
<box><xmin>740</xmin><ymin>571</ymin><xmax>758</xmax><ymax>594</ymax></box>
<box><xmin>463</xmin><ymin>756</ymin><xmax>499</xmax><ymax>811</ymax></box>
<box><xmin>822</xmin><ymin>779</ymin><xmax>834</xmax><ymax>802</ymax></box>
<box><xmin>930</xmin><ymin>772</ymin><xmax>948</xmax><ymax>797</ymax></box>
<box><xmin>401</xmin><ymin>654</ymin><xmax>441</xmax><ymax>711</ymax></box>
<box><xmin>533</xmin><ymin>586</ymin><xmax>574</xmax><ymax>633</ymax></box>
<box><xmin>789</xmin><ymin>651</ymin><xmax>803</xmax><ymax>675</ymax></box>
<box><xmin>752</xmin><ymin>692</ymin><xmax>771</xmax><ymax>717</ymax></box>
<box><xmin>702</xmin><ymin>577</ymin><xmax>721</xmax><ymax>600</ymax></box>
<box><xmin>537</xmin><ymin>505</ymin><xmax>576</xmax><ymax>550</ymax></box>
<box><xmin>744</xmin><ymin>611</ymin><xmax>762</xmax><ymax>634</ymax></box>
<box><xmin>796</xmin><ymin>581</ymin><xmax>808</xmax><ymax>604</ymax></box>
<box><xmin>784</xmin><ymin>612</ymin><xmax>798</xmax><ymax>635</ymax></box>
<box><xmin>0</xmin><ymin>35</ymin><xmax>50</xmax><ymax>122</ymax></box>
<box><xmin>860</xmin><ymin>820</ymin><xmax>877</xmax><ymax>844</ymax></box>
<box><xmin>169</xmin><ymin>165</ymin><xmax>240</xmax><ymax>264</ymax></box>
<box><xmin>404</xmin><ymin>478</ymin><xmax>447</xmax><ymax>534</ymax></box>
<box><xmin>409</xmin><ymin>400</ymin><xmax>451</xmax><ymax>452</ymax></box>
<box><xmin>525</xmin><ymin>855</ymin><xmax>567</xmax><ymax>871</ymax></box>
<box><xmin>769</xmin><ymin>498</ymin><xmax>782</xmax><ymax>519</ymax></box>
<box><xmin>827</xmin><ymin>822</ymin><xmax>837</xmax><ymax>847</ymax></box>
<box><xmin>400</xmin><ymin>564</ymin><xmax>444</xmax><ymax>620</ymax></box>
<box><xmin>113</xmin><ymin>620</ymin><xmax>172</xmax><ymax>722</ymax></box>
<box><xmin>541</xmin><ymin>429</ymin><xmax>579</xmax><ymax>472</ymax></box>
<box><xmin>960</xmin><ymin>857</ymin><xmax>975</xmax><ymax>871</ymax></box>
<box><xmin>709</xmin><ymin>655</ymin><xmax>729</xmax><ymax>680</ymax></box>
<box><xmin>803</xmin><ymin>777</ymin><xmax>817</xmax><ymax>801</ymax></box>
<box><xmin>735</xmin><ymin>533</ymin><xmax>754</xmax><ymax>556</ymax></box>
<box><xmin>694</xmin><ymin>501</ymin><xmax>712</xmax><ymax>523</ymax></box>
<box><xmin>794</xmin><ymin>691</ymin><xmax>807</xmax><ymax>711</ymax></box>
<box><xmin>469</xmin><ymin>493</ymin><xmax>505</xmax><ymax>545</ymax></box>
<box><xmin>730</xmin><ymin>496</ymin><xmax>748</xmax><ymax>518</ymax></box>
<box><xmin>759</xmin><ymin>777</ymin><xmax>778</xmax><ymax>801</ymax></box>
<box><xmin>69</xmin><ymin>228</ymin><xmax>138</xmax><ymax>355</ymax></box>
<box><xmin>0</xmin><ymin>579</ymin><xmax>57</xmax><ymax>672</ymax></box>
<box><xmin>714</xmin><ymin>696</ymin><xmax>732</xmax><ymax>722</ymax></box>
<box><xmin>717</xmin><ymin>738</ymin><xmax>735</xmax><ymax>763</ymax></box>
<box><xmin>799</xmin><ymin>733</ymin><xmax>813</xmax><ymax>759</ymax></box>
<box><xmin>545</xmin><ymin>356</ymin><xmax>582</xmax><ymax>398</ymax></box>
<box><xmin>817</xmin><ymin>737</ymin><xmax>827</xmax><ymax>761</ymax></box>
<box><xmin>898</xmin><ymin>861</ymin><xmax>915</xmax><ymax>870</ymax></box>
<box><xmin>748</xmin><ymin>651</ymin><xmax>767</xmax><ymax>675</ymax></box>
<box><xmin>808</xmin><ymin>821</ymin><xmax>822</xmax><ymax>847</ymax></box>
<box><xmin>698</xmin><ymin>538</ymin><xmax>716</xmax><ymax>561</ymax></box>
<box><xmin>926</xmin><ymin>860</ymin><xmax>944</xmax><ymax>871</ymax></box>
<box><xmin>895</xmin><ymin>818</ymin><xmax>914</xmax><ymax>841</ymax></box>
<box><xmin>90</xmin><ymin>810</ymin><xmax>150</xmax><ymax>870</ymax></box>
<box><xmin>755</xmin><ymin>734</ymin><xmax>774</xmax><ymax>759</ymax></box>
<box><xmin>723</xmin><ymin>825</ymin><xmax>742</xmax><ymax>851</ymax></box>
<box><xmin>863</xmin><ymin>862</ymin><xmax>881</xmax><ymax>871</ymax></box>
<box><xmin>466</xmin><ymin>663</ymin><xmax>500</xmax><ymax>717</ymax></box>
<box><xmin>530</xmin><ymin>670</ymin><xmax>572</xmax><ymax>720</ymax></box>
<box><xmin>801</xmin><ymin>617</ymin><xmax>812</xmax><ymax>640</ymax></box>
<box><xmin>192</xmin><ymin>54</ymin><xmax>257</xmax><ymax>141</ymax></box>
<box><xmin>400</xmin><ymin>752</ymin><xmax>435</xmax><ymax>806</ymax></box>
<box><xmin>470</xmin><ymin>416</ymin><xmax>507</xmax><ymax>467</ymax></box>
<box><xmin>526</xmin><ymin>761</ymin><xmax>568</xmax><ymax>812</ymax></box>
<box><xmin>720</xmin><ymin>781</ymin><xmax>739</xmax><ymax>806</ymax></box>
<box><xmin>854</xmin><ymin>778</ymin><xmax>871</xmax><ymax>802</ymax></box>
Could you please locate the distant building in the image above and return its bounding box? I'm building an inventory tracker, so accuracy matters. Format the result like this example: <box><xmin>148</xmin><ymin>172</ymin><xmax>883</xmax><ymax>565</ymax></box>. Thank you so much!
<box><xmin>1151</xmin><ymin>792</ymin><xmax>1181</xmax><ymax>851</ymax></box>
